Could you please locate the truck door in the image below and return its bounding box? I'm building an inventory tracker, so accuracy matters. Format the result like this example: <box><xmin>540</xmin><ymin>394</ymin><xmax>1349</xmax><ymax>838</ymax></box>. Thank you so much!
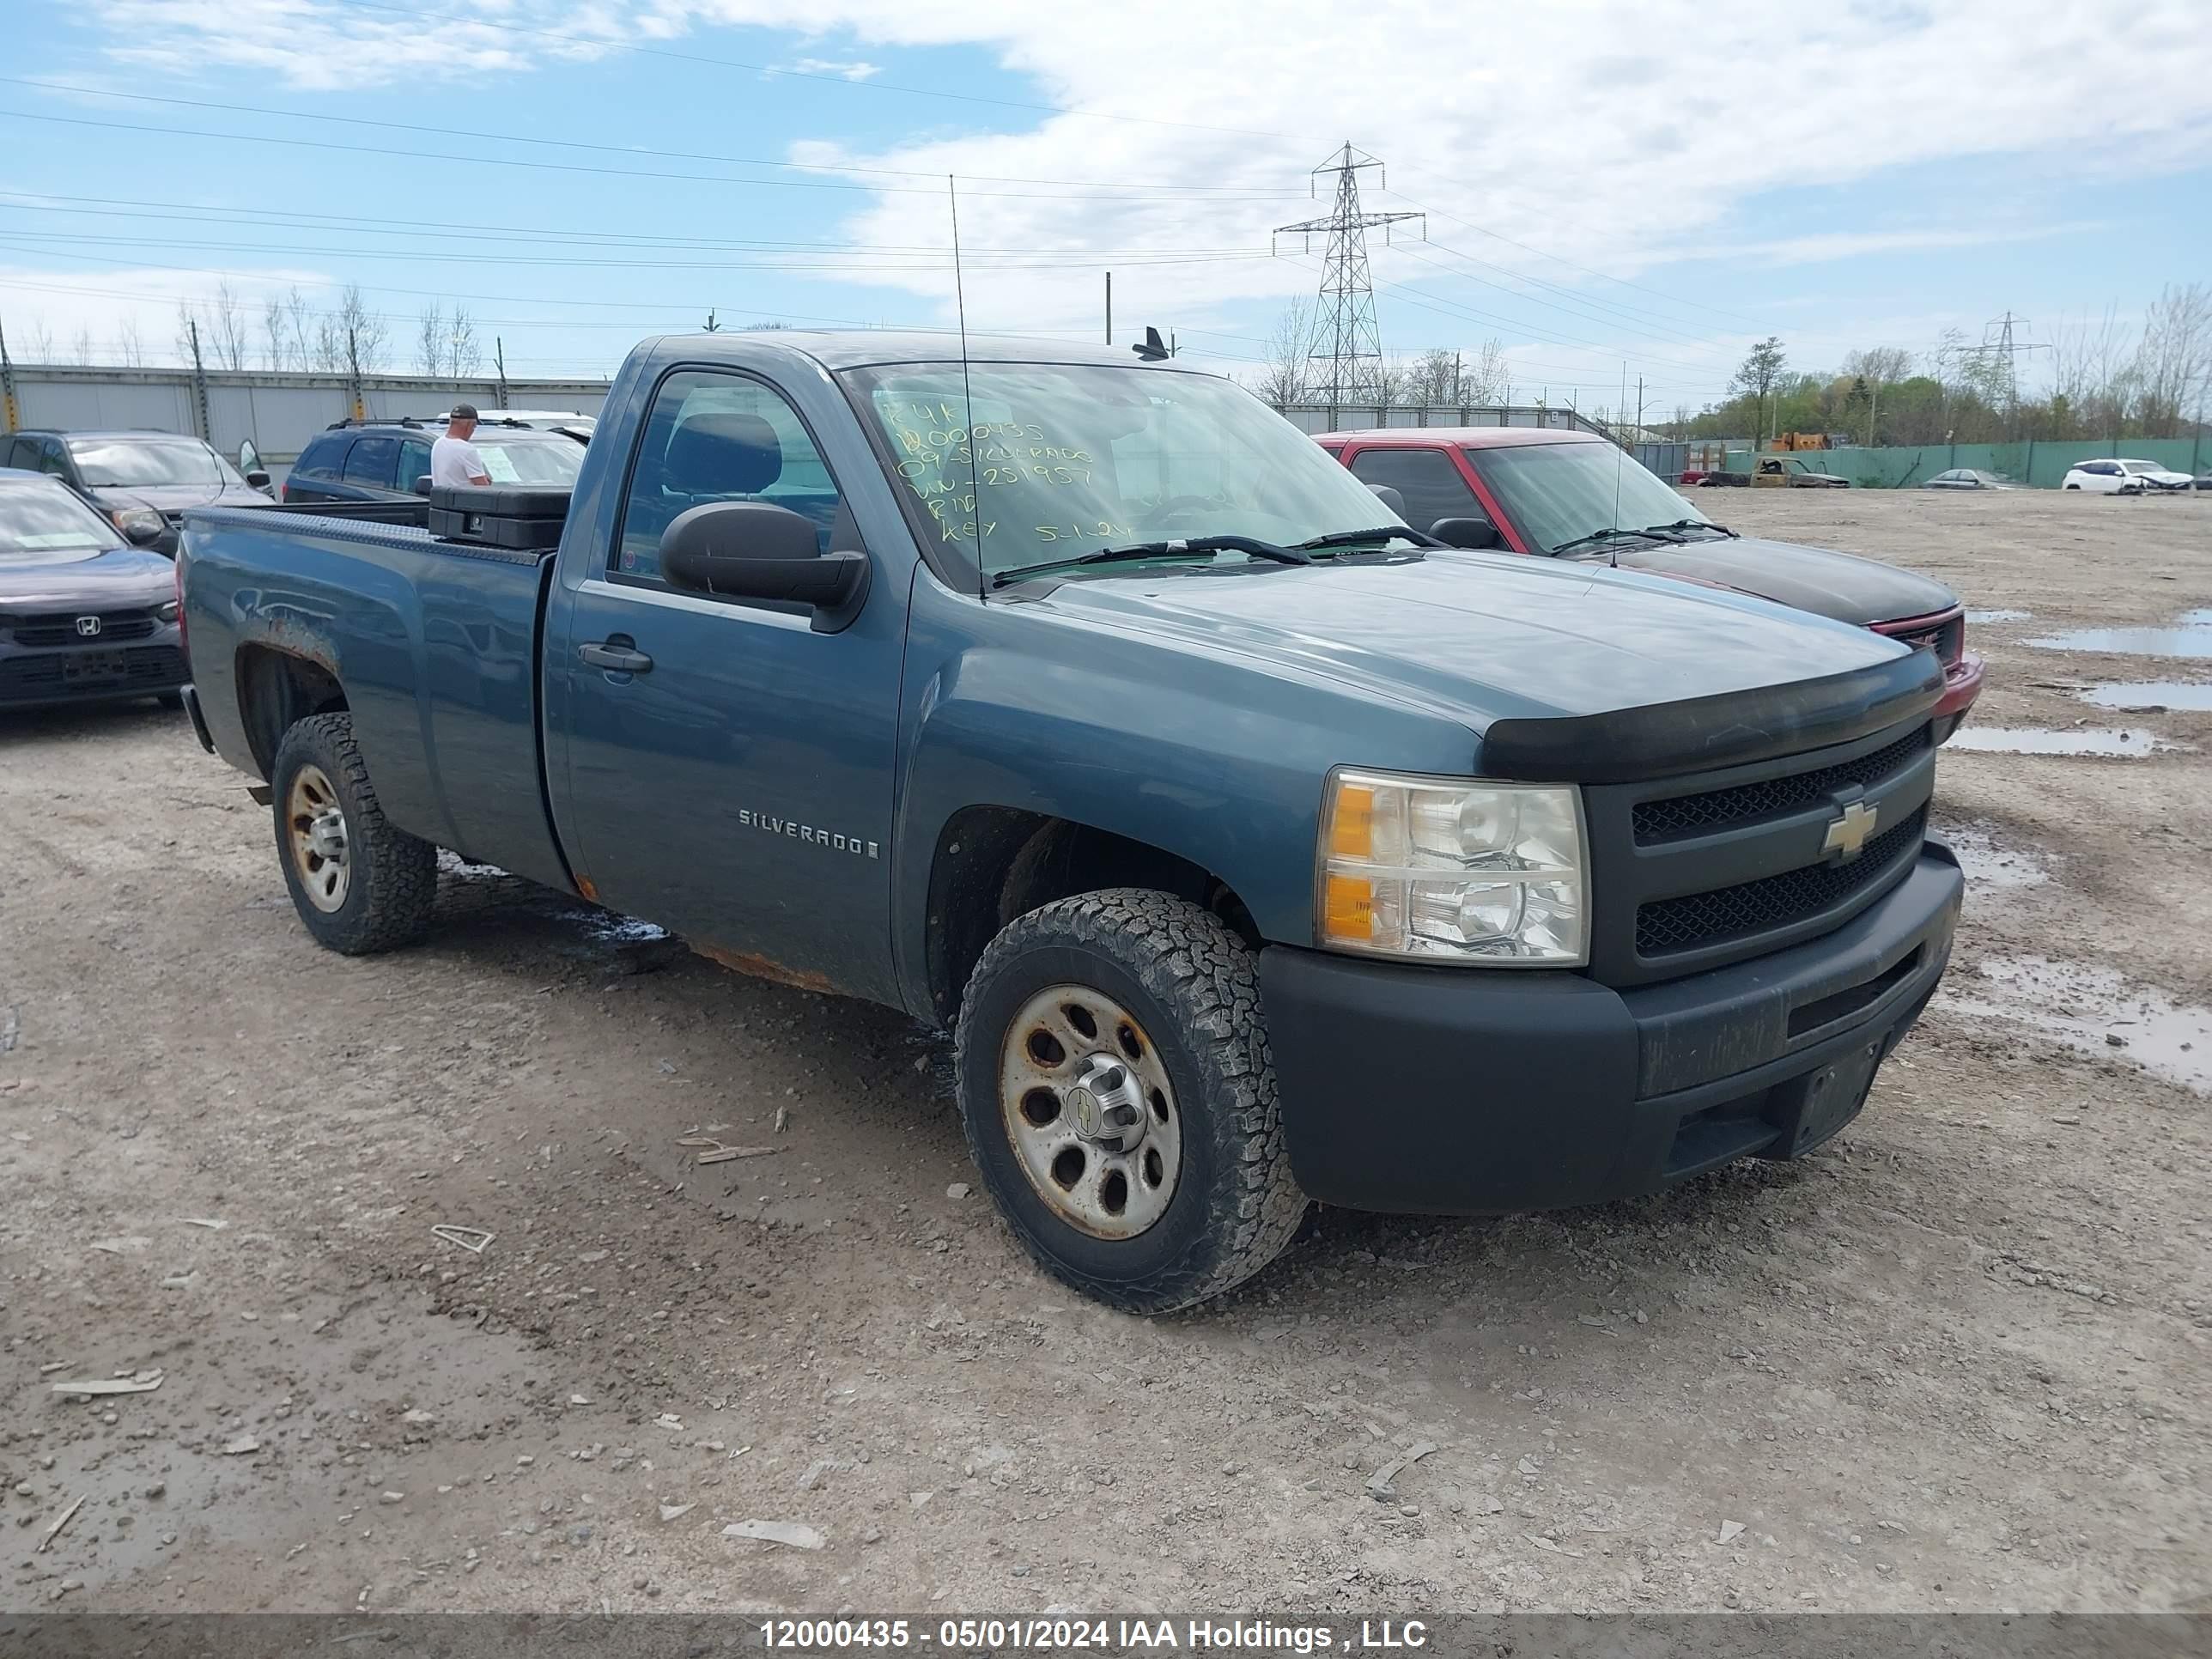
<box><xmin>546</xmin><ymin>367</ymin><xmax>903</xmax><ymax>1004</ymax></box>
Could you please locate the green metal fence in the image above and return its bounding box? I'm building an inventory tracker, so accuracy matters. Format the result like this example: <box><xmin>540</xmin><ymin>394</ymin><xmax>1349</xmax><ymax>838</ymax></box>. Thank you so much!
<box><xmin>1722</xmin><ymin>437</ymin><xmax>2207</xmax><ymax>489</ymax></box>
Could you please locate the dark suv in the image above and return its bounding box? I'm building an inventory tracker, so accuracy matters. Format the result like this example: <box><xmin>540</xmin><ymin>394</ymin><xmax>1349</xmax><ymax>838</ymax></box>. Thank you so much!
<box><xmin>283</xmin><ymin>417</ymin><xmax>586</xmax><ymax>505</ymax></box>
<box><xmin>1</xmin><ymin>429</ymin><xmax>275</xmax><ymax>555</ymax></box>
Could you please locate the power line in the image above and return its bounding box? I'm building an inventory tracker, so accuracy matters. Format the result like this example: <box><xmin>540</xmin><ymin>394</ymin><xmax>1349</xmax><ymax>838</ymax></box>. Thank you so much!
<box><xmin>0</xmin><ymin>78</ymin><xmax>1299</xmax><ymax>198</ymax></box>
<box><xmin>0</xmin><ymin>107</ymin><xmax>1294</xmax><ymax>204</ymax></box>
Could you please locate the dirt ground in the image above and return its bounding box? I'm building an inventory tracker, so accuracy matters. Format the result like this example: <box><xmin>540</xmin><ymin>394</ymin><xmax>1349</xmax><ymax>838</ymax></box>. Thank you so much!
<box><xmin>3</xmin><ymin>488</ymin><xmax>2207</xmax><ymax>1620</ymax></box>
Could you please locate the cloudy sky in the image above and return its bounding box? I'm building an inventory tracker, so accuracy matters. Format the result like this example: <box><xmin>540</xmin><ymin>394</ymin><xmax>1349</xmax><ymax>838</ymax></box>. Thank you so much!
<box><xmin>4</xmin><ymin>0</ymin><xmax>2210</xmax><ymax>409</ymax></box>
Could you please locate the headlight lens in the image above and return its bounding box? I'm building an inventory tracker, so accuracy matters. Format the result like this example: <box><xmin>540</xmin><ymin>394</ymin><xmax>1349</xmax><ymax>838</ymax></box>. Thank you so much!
<box><xmin>155</xmin><ymin>600</ymin><xmax>179</xmax><ymax>623</ymax></box>
<box><xmin>1318</xmin><ymin>769</ymin><xmax>1588</xmax><ymax>964</ymax></box>
<box><xmin>112</xmin><ymin>507</ymin><xmax>166</xmax><ymax>540</ymax></box>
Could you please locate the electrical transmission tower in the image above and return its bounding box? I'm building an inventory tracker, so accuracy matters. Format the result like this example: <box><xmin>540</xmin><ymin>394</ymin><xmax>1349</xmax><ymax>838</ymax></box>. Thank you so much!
<box><xmin>1273</xmin><ymin>144</ymin><xmax>1424</xmax><ymax>407</ymax></box>
<box><xmin>1978</xmin><ymin>310</ymin><xmax>2050</xmax><ymax>438</ymax></box>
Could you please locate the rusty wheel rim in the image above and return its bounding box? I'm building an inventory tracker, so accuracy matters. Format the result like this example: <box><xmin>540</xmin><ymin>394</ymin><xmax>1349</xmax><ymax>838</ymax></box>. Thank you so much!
<box><xmin>286</xmin><ymin>763</ymin><xmax>350</xmax><ymax>913</ymax></box>
<box><xmin>997</xmin><ymin>983</ymin><xmax>1182</xmax><ymax>1240</ymax></box>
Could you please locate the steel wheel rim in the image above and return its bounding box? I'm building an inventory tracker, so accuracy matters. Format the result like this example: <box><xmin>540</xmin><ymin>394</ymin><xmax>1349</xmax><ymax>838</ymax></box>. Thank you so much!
<box><xmin>286</xmin><ymin>763</ymin><xmax>350</xmax><ymax>914</ymax></box>
<box><xmin>998</xmin><ymin>982</ymin><xmax>1182</xmax><ymax>1240</ymax></box>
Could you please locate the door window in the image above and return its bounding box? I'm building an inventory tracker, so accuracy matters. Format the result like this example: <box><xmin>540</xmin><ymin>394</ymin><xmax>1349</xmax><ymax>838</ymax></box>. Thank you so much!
<box><xmin>292</xmin><ymin>436</ymin><xmax>347</xmax><ymax>482</ymax></box>
<box><xmin>614</xmin><ymin>370</ymin><xmax>844</xmax><ymax>586</ymax></box>
<box><xmin>38</xmin><ymin>440</ymin><xmax>71</xmax><ymax>479</ymax></box>
<box><xmin>343</xmin><ymin>435</ymin><xmax>400</xmax><ymax>488</ymax></box>
<box><xmin>399</xmin><ymin>439</ymin><xmax>432</xmax><ymax>493</ymax></box>
<box><xmin>1344</xmin><ymin>447</ymin><xmax>1480</xmax><ymax>533</ymax></box>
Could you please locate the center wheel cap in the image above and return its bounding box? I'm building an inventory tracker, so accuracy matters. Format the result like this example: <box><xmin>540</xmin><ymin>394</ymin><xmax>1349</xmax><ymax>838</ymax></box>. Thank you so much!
<box><xmin>1068</xmin><ymin>1054</ymin><xmax>1146</xmax><ymax>1153</ymax></box>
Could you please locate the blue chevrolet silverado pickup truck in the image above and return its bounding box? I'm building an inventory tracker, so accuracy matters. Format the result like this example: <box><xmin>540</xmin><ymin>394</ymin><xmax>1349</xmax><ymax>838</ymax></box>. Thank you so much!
<box><xmin>177</xmin><ymin>331</ymin><xmax>1962</xmax><ymax>1313</ymax></box>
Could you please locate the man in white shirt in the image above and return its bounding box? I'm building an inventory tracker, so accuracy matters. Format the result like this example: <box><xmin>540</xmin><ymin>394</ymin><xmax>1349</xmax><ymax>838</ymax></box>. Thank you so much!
<box><xmin>429</xmin><ymin>404</ymin><xmax>492</xmax><ymax>488</ymax></box>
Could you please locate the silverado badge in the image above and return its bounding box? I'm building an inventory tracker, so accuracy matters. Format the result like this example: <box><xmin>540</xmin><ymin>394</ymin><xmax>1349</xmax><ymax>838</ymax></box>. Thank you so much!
<box><xmin>1822</xmin><ymin>799</ymin><xmax>1880</xmax><ymax>862</ymax></box>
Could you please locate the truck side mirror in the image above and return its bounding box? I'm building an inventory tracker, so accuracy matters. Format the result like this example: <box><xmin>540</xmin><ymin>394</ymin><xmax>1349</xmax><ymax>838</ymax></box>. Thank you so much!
<box><xmin>412</xmin><ymin>475</ymin><xmax>434</xmax><ymax>496</ymax></box>
<box><xmin>1431</xmin><ymin>516</ymin><xmax>1500</xmax><ymax>550</ymax></box>
<box><xmin>659</xmin><ymin>501</ymin><xmax>871</xmax><ymax>633</ymax></box>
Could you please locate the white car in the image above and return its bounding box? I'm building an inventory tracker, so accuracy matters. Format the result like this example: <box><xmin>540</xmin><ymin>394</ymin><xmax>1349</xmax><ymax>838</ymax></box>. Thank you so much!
<box><xmin>2117</xmin><ymin>457</ymin><xmax>2195</xmax><ymax>492</ymax></box>
<box><xmin>2062</xmin><ymin>459</ymin><xmax>2144</xmax><ymax>495</ymax></box>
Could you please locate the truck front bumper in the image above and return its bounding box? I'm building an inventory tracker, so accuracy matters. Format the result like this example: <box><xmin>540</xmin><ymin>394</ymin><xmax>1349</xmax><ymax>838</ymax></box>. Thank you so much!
<box><xmin>1259</xmin><ymin>844</ymin><xmax>1961</xmax><ymax>1215</ymax></box>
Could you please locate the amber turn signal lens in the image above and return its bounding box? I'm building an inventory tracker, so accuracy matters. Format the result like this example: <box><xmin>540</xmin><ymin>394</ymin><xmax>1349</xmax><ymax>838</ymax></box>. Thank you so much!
<box><xmin>1322</xmin><ymin>872</ymin><xmax>1375</xmax><ymax>941</ymax></box>
<box><xmin>1328</xmin><ymin>783</ymin><xmax>1375</xmax><ymax>859</ymax></box>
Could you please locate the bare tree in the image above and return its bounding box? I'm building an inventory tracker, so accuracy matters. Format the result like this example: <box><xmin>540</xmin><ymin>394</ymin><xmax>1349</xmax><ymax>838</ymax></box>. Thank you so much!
<box><xmin>1254</xmin><ymin>299</ymin><xmax>1320</xmax><ymax>407</ymax></box>
<box><xmin>284</xmin><ymin>288</ymin><xmax>315</xmax><ymax>371</ymax></box>
<box><xmin>446</xmin><ymin>304</ymin><xmax>482</xmax><ymax>379</ymax></box>
<box><xmin>338</xmin><ymin>285</ymin><xmax>386</xmax><ymax>373</ymax></box>
<box><xmin>1405</xmin><ymin>347</ymin><xmax>1460</xmax><ymax>407</ymax></box>
<box><xmin>1461</xmin><ymin>338</ymin><xmax>1509</xmax><ymax>405</ymax></box>
<box><xmin>26</xmin><ymin>314</ymin><xmax>57</xmax><ymax>362</ymax></box>
<box><xmin>2133</xmin><ymin>282</ymin><xmax>2212</xmax><ymax>439</ymax></box>
<box><xmin>208</xmin><ymin>282</ymin><xmax>252</xmax><ymax>371</ymax></box>
<box><xmin>118</xmin><ymin>317</ymin><xmax>147</xmax><ymax>368</ymax></box>
<box><xmin>70</xmin><ymin>325</ymin><xmax>95</xmax><ymax>366</ymax></box>
<box><xmin>263</xmin><ymin>295</ymin><xmax>291</xmax><ymax>369</ymax></box>
<box><xmin>415</xmin><ymin>302</ymin><xmax>446</xmax><ymax>376</ymax></box>
<box><xmin>313</xmin><ymin>313</ymin><xmax>347</xmax><ymax>373</ymax></box>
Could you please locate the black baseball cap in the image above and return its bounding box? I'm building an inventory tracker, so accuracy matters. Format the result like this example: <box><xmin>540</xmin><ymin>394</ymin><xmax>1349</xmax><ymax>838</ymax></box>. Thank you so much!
<box><xmin>449</xmin><ymin>403</ymin><xmax>478</xmax><ymax>421</ymax></box>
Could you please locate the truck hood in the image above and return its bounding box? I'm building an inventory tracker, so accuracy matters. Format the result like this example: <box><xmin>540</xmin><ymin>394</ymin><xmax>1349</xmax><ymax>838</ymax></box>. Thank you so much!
<box><xmin>0</xmin><ymin>544</ymin><xmax>174</xmax><ymax>607</ymax></box>
<box><xmin>84</xmin><ymin>483</ymin><xmax>274</xmax><ymax>515</ymax></box>
<box><xmin>1028</xmin><ymin>549</ymin><xmax>1907</xmax><ymax>732</ymax></box>
<box><xmin>1595</xmin><ymin>536</ymin><xmax>1958</xmax><ymax>627</ymax></box>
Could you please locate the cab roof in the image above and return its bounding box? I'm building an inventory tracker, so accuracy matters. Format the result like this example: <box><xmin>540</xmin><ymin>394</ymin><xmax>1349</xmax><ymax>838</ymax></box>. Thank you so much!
<box><xmin>634</xmin><ymin>330</ymin><xmax>1185</xmax><ymax>374</ymax></box>
<box><xmin>1316</xmin><ymin>426</ymin><xmax>1602</xmax><ymax>449</ymax></box>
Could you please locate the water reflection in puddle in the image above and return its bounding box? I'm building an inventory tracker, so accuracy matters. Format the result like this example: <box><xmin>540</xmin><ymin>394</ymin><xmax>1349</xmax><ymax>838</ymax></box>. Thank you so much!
<box><xmin>1941</xmin><ymin>956</ymin><xmax>2212</xmax><ymax>1096</ymax></box>
<box><xmin>1945</xmin><ymin>726</ymin><xmax>2165</xmax><ymax>757</ymax></box>
<box><xmin>1936</xmin><ymin>822</ymin><xmax>2049</xmax><ymax>888</ymax></box>
<box><xmin>1966</xmin><ymin>609</ymin><xmax>2033</xmax><ymax>624</ymax></box>
<box><xmin>2031</xmin><ymin>609</ymin><xmax>2212</xmax><ymax>659</ymax></box>
<box><xmin>2079</xmin><ymin>682</ymin><xmax>2212</xmax><ymax>711</ymax></box>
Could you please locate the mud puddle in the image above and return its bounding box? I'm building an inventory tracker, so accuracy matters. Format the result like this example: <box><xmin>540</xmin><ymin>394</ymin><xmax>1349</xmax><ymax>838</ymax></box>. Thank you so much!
<box><xmin>2030</xmin><ymin>608</ymin><xmax>2212</xmax><ymax>659</ymax></box>
<box><xmin>434</xmin><ymin>851</ymin><xmax>672</xmax><ymax>959</ymax></box>
<box><xmin>1966</xmin><ymin>608</ymin><xmax>2033</xmax><ymax>624</ymax></box>
<box><xmin>2078</xmin><ymin>681</ymin><xmax>2212</xmax><ymax>711</ymax></box>
<box><xmin>1944</xmin><ymin>726</ymin><xmax>2167</xmax><ymax>757</ymax></box>
<box><xmin>1940</xmin><ymin>955</ymin><xmax>2212</xmax><ymax>1096</ymax></box>
<box><xmin>1935</xmin><ymin>821</ymin><xmax>2049</xmax><ymax>889</ymax></box>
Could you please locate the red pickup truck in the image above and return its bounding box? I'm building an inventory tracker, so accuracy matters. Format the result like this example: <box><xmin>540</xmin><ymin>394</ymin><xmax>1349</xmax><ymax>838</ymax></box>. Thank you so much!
<box><xmin>1319</xmin><ymin>428</ymin><xmax>1983</xmax><ymax>741</ymax></box>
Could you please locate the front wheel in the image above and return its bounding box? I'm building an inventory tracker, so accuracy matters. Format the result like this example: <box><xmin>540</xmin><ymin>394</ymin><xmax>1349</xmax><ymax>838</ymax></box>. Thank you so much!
<box><xmin>270</xmin><ymin>712</ymin><xmax>437</xmax><ymax>954</ymax></box>
<box><xmin>953</xmin><ymin>890</ymin><xmax>1307</xmax><ymax>1313</ymax></box>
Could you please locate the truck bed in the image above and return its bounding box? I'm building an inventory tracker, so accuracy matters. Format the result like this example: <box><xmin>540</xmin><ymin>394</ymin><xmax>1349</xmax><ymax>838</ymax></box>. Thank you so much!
<box><xmin>179</xmin><ymin>506</ymin><xmax>572</xmax><ymax>890</ymax></box>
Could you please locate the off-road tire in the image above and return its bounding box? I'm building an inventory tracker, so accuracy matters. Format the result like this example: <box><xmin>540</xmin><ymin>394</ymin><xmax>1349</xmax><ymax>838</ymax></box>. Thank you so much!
<box><xmin>954</xmin><ymin>889</ymin><xmax>1307</xmax><ymax>1313</ymax></box>
<box><xmin>270</xmin><ymin>712</ymin><xmax>437</xmax><ymax>955</ymax></box>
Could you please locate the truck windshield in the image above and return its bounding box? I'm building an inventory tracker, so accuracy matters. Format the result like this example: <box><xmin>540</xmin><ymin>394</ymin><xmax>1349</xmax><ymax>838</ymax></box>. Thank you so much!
<box><xmin>69</xmin><ymin>437</ymin><xmax>239</xmax><ymax>488</ymax></box>
<box><xmin>1468</xmin><ymin>441</ymin><xmax>1716</xmax><ymax>556</ymax></box>
<box><xmin>0</xmin><ymin>484</ymin><xmax>123</xmax><ymax>563</ymax></box>
<box><xmin>843</xmin><ymin>362</ymin><xmax>1407</xmax><ymax>577</ymax></box>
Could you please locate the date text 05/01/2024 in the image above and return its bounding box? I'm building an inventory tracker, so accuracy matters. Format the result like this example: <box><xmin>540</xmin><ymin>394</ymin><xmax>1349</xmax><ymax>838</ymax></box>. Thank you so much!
<box><xmin>756</xmin><ymin>1618</ymin><xmax>1431</xmax><ymax>1652</ymax></box>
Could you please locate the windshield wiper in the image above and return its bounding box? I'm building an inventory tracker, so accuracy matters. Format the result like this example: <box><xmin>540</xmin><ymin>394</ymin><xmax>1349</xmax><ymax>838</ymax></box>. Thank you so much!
<box><xmin>991</xmin><ymin>534</ymin><xmax>1311</xmax><ymax>588</ymax></box>
<box><xmin>1294</xmin><ymin>525</ymin><xmax>1443</xmax><ymax>552</ymax></box>
<box><xmin>1549</xmin><ymin>526</ymin><xmax>1667</xmax><ymax>556</ymax></box>
<box><xmin>1640</xmin><ymin>517</ymin><xmax>1737</xmax><ymax>540</ymax></box>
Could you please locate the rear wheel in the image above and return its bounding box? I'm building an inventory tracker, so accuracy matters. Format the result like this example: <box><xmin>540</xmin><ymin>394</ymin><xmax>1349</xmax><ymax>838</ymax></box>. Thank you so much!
<box><xmin>954</xmin><ymin>890</ymin><xmax>1306</xmax><ymax>1313</ymax></box>
<box><xmin>270</xmin><ymin>712</ymin><xmax>436</xmax><ymax>954</ymax></box>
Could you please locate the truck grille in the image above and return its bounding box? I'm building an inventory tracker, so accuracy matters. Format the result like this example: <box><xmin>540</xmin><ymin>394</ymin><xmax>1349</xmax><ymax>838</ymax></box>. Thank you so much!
<box><xmin>1632</xmin><ymin>726</ymin><xmax>1930</xmax><ymax>844</ymax></box>
<box><xmin>1637</xmin><ymin>807</ymin><xmax>1926</xmax><ymax>957</ymax></box>
<box><xmin>5</xmin><ymin>609</ymin><xmax>161</xmax><ymax>647</ymax></box>
<box><xmin>1879</xmin><ymin>613</ymin><xmax>1965</xmax><ymax>665</ymax></box>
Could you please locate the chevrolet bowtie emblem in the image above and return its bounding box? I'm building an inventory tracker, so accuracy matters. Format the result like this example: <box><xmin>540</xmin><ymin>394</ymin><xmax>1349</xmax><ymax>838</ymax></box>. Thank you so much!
<box><xmin>1823</xmin><ymin>799</ymin><xmax>1880</xmax><ymax>861</ymax></box>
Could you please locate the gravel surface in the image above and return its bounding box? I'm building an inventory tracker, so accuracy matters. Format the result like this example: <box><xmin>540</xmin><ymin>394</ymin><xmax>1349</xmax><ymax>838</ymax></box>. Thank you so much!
<box><xmin>2</xmin><ymin>489</ymin><xmax>2206</xmax><ymax>1616</ymax></box>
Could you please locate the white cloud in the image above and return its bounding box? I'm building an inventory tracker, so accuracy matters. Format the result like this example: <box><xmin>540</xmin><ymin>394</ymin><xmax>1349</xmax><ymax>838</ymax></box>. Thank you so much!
<box><xmin>780</xmin><ymin>57</ymin><xmax>883</xmax><ymax>81</ymax></box>
<box><xmin>52</xmin><ymin>0</ymin><xmax>2212</xmax><ymax>389</ymax></box>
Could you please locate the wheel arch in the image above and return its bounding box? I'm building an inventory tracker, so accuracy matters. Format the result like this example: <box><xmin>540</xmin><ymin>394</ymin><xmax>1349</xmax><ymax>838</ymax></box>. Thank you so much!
<box><xmin>920</xmin><ymin>806</ymin><xmax>1261</xmax><ymax>1027</ymax></box>
<box><xmin>235</xmin><ymin>642</ymin><xmax>349</xmax><ymax>779</ymax></box>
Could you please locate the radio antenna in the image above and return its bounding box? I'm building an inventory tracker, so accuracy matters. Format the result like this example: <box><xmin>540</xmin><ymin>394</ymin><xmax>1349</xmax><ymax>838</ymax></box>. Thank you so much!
<box><xmin>1610</xmin><ymin>359</ymin><xmax>1628</xmax><ymax>567</ymax></box>
<box><xmin>949</xmin><ymin>173</ymin><xmax>985</xmax><ymax>602</ymax></box>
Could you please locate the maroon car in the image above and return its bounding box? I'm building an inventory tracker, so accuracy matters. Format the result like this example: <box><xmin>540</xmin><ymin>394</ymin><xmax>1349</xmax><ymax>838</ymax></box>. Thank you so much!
<box><xmin>1318</xmin><ymin>428</ymin><xmax>1983</xmax><ymax>741</ymax></box>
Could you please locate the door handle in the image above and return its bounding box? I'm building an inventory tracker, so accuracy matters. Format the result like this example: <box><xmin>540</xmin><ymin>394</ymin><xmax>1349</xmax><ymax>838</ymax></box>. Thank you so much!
<box><xmin>580</xmin><ymin>640</ymin><xmax>653</xmax><ymax>674</ymax></box>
